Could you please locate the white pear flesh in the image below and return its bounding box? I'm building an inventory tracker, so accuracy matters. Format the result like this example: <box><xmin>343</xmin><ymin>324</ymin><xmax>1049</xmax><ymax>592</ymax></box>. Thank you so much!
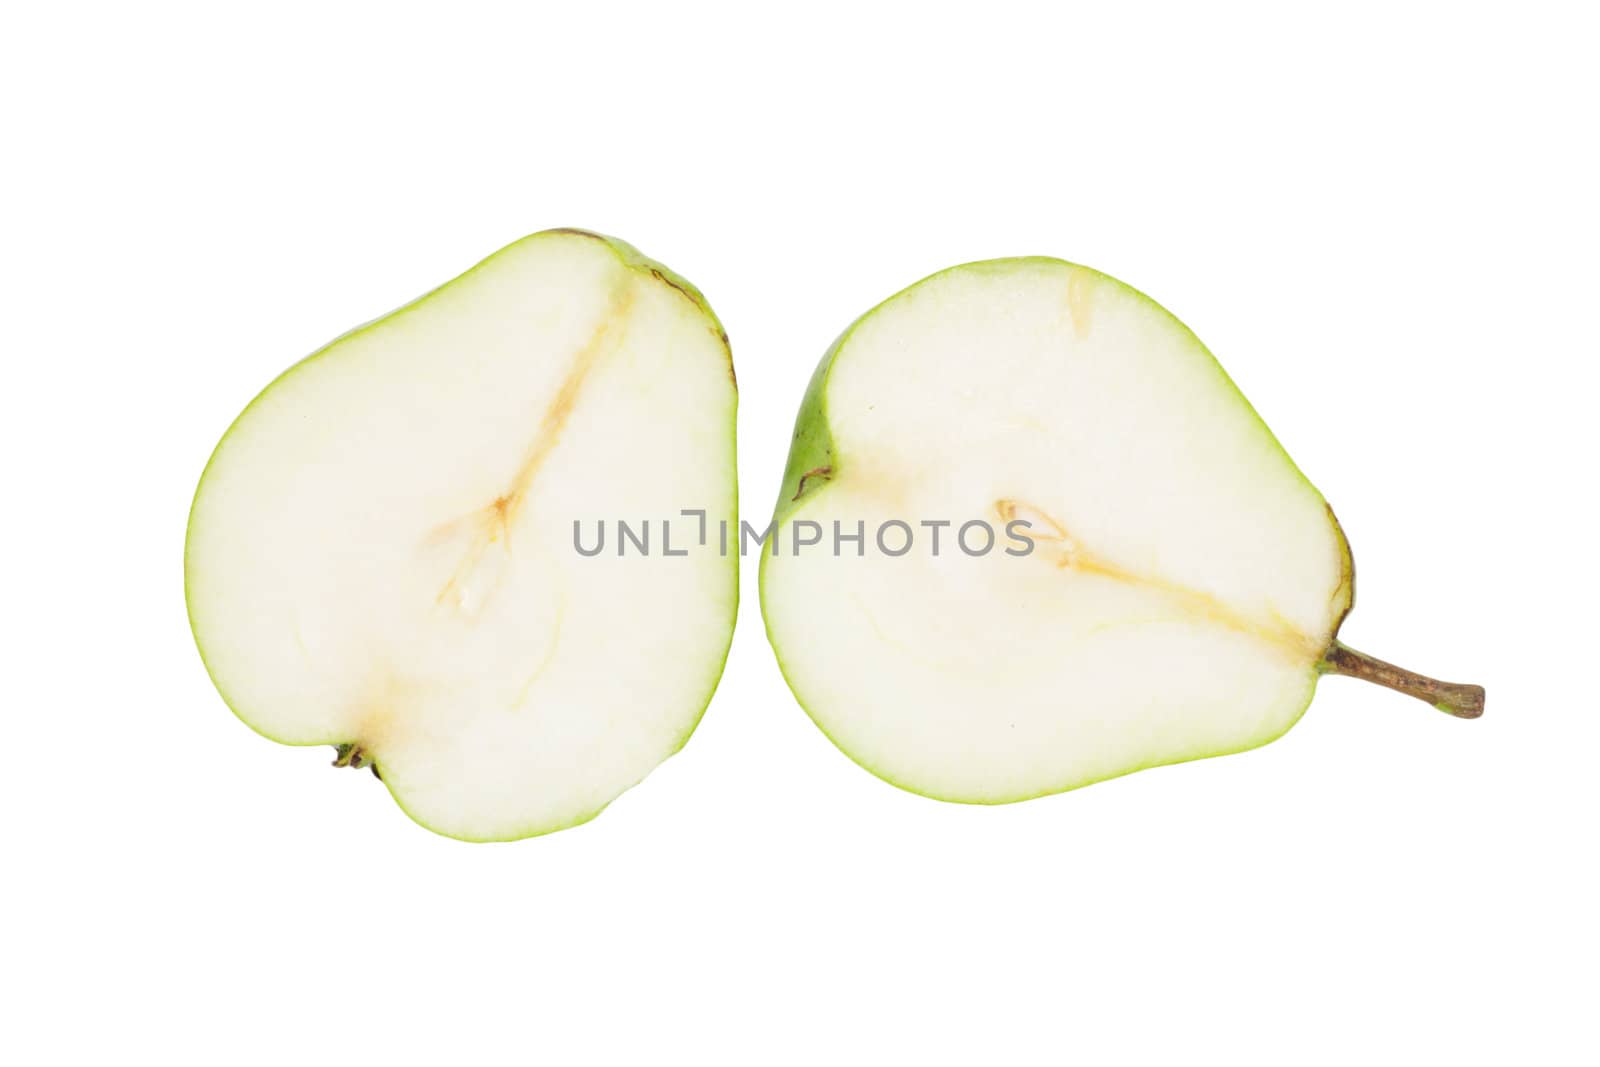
<box><xmin>760</xmin><ymin>258</ymin><xmax>1354</xmax><ymax>802</ymax></box>
<box><xmin>187</xmin><ymin>231</ymin><xmax>738</xmax><ymax>840</ymax></box>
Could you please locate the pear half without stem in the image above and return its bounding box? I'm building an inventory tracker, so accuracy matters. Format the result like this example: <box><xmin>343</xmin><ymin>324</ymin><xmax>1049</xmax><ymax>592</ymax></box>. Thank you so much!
<box><xmin>759</xmin><ymin>257</ymin><xmax>1482</xmax><ymax>804</ymax></box>
<box><xmin>187</xmin><ymin>230</ymin><xmax>738</xmax><ymax>841</ymax></box>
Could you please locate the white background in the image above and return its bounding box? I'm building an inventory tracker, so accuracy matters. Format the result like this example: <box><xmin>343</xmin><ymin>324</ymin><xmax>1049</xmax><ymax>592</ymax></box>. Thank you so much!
<box><xmin>4</xmin><ymin>3</ymin><xmax>1595</xmax><ymax>1063</ymax></box>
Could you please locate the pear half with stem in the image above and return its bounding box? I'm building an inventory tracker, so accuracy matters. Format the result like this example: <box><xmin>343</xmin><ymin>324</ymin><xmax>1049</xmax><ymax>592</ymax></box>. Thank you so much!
<box><xmin>760</xmin><ymin>257</ymin><xmax>1482</xmax><ymax>804</ymax></box>
<box><xmin>186</xmin><ymin>230</ymin><xmax>738</xmax><ymax>841</ymax></box>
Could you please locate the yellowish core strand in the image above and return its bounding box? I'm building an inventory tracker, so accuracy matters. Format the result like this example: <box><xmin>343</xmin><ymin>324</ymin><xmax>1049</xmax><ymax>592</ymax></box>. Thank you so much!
<box><xmin>431</xmin><ymin>277</ymin><xmax>638</xmax><ymax>611</ymax></box>
<box><xmin>502</xmin><ymin>279</ymin><xmax>639</xmax><ymax>524</ymax></box>
<box><xmin>996</xmin><ymin>499</ymin><xmax>1318</xmax><ymax>662</ymax></box>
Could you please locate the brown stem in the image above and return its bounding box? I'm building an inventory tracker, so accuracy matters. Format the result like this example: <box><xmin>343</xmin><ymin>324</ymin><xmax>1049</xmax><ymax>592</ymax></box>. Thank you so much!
<box><xmin>1320</xmin><ymin>641</ymin><xmax>1485</xmax><ymax>719</ymax></box>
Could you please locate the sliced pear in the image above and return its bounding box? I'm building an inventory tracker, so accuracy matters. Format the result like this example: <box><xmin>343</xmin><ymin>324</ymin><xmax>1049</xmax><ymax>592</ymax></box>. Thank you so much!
<box><xmin>186</xmin><ymin>230</ymin><xmax>738</xmax><ymax>840</ymax></box>
<box><xmin>760</xmin><ymin>257</ymin><xmax>1481</xmax><ymax>803</ymax></box>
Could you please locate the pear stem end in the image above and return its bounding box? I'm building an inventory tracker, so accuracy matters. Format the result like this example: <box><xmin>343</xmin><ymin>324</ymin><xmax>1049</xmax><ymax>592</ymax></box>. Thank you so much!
<box><xmin>1320</xmin><ymin>641</ymin><xmax>1485</xmax><ymax>718</ymax></box>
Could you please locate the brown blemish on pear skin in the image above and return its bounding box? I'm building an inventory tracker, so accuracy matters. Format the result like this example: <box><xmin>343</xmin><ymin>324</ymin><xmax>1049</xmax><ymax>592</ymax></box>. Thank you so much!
<box><xmin>1323</xmin><ymin>502</ymin><xmax>1356</xmax><ymax>632</ymax></box>
<box><xmin>1065</xmin><ymin>268</ymin><xmax>1095</xmax><ymax>339</ymax></box>
<box><xmin>649</xmin><ymin>267</ymin><xmax>695</xmax><ymax>307</ymax></box>
<box><xmin>433</xmin><ymin>277</ymin><xmax>638</xmax><ymax>612</ymax></box>
<box><xmin>995</xmin><ymin>499</ymin><xmax>1321</xmax><ymax>662</ymax></box>
<box><xmin>793</xmin><ymin>465</ymin><xmax>833</xmax><ymax>501</ymax></box>
<box><xmin>647</xmin><ymin>266</ymin><xmax>734</xmax><ymax>370</ymax></box>
<box><xmin>549</xmin><ymin>230</ymin><xmax>730</xmax><ymax>370</ymax></box>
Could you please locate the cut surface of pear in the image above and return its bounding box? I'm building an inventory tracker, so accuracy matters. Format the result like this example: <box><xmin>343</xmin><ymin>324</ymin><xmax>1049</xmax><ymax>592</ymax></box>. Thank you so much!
<box><xmin>187</xmin><ymin>230</ymin><xmax>738</xmax><ymax>840</ymax></box>
<box><xmin>760</xmin><ymin>257</ymin><xmax>1481</xmax><ymax>803</ymax></box>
